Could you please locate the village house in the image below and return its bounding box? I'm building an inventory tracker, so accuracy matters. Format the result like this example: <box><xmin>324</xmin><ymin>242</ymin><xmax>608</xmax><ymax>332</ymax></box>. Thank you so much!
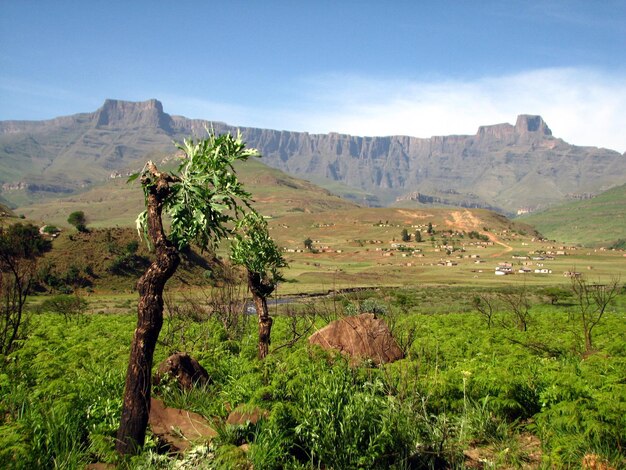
<box><xmin>495</xmin><ymin>262</ymin><xmax>513</xmax><ymax>275</ymax></box>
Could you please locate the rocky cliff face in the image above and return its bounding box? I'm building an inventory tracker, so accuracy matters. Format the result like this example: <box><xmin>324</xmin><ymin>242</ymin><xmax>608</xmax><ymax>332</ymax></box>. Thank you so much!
<box><xmin>1</xmin><ymin>99</ymin><xmax>624</xmax><ymax>214</ymax></box>
<box><xmin>94</xmin><ymin>99</ymin><xmax>174</xmax><ymax>131</ymax></box>
<box><xmin>233</xmin><ymin>113</ymin><xmax>624</xmax><ymax>213</ymax></box>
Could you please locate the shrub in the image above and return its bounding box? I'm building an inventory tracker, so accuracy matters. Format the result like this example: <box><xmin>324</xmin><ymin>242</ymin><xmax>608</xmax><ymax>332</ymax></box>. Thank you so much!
<box><xmin>39</xmin><ymin>294</ymin><xmax>88</xmax><ymax>322</ymax></box>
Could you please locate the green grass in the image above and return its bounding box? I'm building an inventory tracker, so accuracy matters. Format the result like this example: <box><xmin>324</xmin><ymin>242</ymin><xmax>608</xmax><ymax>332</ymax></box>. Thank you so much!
<box><xmin>9</xmin><ymin>201</ymin><xmax>626</xmax><ymax>295</ymax></box>
<box><xmin>0</xmin><ymin>202</ymin><xmax>15</xmax><ymax>218</ymax></box>
<box><xmin>16</xmin><ymin>158</ymin><xmax>359</xmax><ymax>228</ymax></box>
<box><xmin>1</xmin><ymin>287</ymin><xmax>624</xmax><ymax>468</ymax></box>
<box><xmin>520</xmin><ymin>183</ymin><xmax>626</xmax><ymax>246</ymax></box>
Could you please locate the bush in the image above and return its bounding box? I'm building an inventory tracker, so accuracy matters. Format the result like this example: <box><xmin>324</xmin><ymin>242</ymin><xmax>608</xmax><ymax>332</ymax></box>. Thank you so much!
<box><xmin>293</xmin><ymin>361</ymin><xmax>411</xmax><ymax>469</ymax></box>
<box><xmin>39</xmin><ymin>295</ymin><xmax>88</xmax><ymax>322</ymax></box>
<box><xmin>67</xmin><ymin>211</ymin><xmax>87</xmax><ymax>232</ymax></box>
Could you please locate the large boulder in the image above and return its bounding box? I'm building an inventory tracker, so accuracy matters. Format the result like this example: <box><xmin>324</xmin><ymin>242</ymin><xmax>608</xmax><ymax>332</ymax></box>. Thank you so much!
<box><xmin>154</xmin><ymin>352</ymin><xmax>210</xmax><ymax>390</ymax></box>
<box><xmin>149</xmin><ymin>398</ymin><xmax>216</xmax><ymax>452</ymax></box>
<box><xmin>308</xmin><ymin>313</ymin><xmax>404</xmax><ymax>364</ymax></box>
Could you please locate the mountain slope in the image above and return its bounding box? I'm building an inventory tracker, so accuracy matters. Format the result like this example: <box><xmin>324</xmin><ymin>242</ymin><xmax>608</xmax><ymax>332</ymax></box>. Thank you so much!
<box><xmin>18</xmin><ymin>157</ymin><xmax>359</xmax><ymax>227</ymax></box>
<box><xmin>1</xmin><ymin>99</ymin><xmax>625</xmax><ymax>214</ymax></box>
<box><xmin>0</xmin><ymin>202</ymin><xmax>15</xmax><ymax>220</ymax></box>
<box><xmin>520</xmin><ymin>183</ymin><xmax>626</xmax><ymax>246</ymax></box>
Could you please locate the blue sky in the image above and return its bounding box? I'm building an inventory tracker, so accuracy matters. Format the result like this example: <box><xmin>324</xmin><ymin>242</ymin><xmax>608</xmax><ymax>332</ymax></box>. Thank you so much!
<box><xmin>1</xmin><ymin>1</ymin><xmax>625</xmax><ymax>151</ymax></box>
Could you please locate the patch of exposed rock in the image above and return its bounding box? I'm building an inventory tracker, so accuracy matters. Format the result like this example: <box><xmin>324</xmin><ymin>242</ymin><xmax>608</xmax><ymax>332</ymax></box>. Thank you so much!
<box><xmin>149</xmin><ymin>398</ymin><xmax>216</xmax><ymax>452</ymax></box>
<box><xmin>154</xmin><ymin>352</ymin><xmax>210</xmax><ymax>390</ymax></box>
<box><xmin>226</xmin><ymin>405</ymin><xmax>269</xmax><ymax>426</ymax></box>
<box><xmin>308</xmin><ymin>313</ymin><xmax>403</xmax><ymax>364</ymax></box>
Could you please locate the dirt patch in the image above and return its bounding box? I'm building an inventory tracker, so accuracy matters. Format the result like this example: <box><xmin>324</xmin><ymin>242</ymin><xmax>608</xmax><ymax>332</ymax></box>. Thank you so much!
<box><xmin>446</xmin><ymin>210</ymin><xmax>513</xmax><ymax>257</ymax></box>
<box><xmin>463</xmin><ymin>433</ymin><xmax>542</xmax><ymax>469</ymax></box>
<box><xmin>582</xmin><ymin>453</ymin><xmax>618</xmax><ymax>470</ymax></box>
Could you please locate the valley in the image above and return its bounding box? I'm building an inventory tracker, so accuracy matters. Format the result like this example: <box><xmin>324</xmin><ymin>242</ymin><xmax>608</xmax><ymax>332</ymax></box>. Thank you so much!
<box><xmin>1</xmin><ymin>106</ymin><xmax>624</xmax><ymax>470</ymax></box>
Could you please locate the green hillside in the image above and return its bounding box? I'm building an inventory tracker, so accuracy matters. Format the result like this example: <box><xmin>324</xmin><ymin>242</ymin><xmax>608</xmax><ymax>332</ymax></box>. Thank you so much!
<box><xmin>0</xmin><ymin>202</ymin><xmax>15</xmax><ymax>218</ymax></box>
<box><xmin>17</xmin><ymin>157</ymin><xmax>359</xmax><ymax>228</ymax></box>
<box><xmin>520</xmin><ymin>183</ymin><xmax>626</xmax><ymax>246</ymax></box>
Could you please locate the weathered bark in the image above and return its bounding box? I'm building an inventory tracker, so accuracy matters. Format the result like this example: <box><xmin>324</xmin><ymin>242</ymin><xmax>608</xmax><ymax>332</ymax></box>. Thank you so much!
<box><xmin>116</xmin><ymin>163</ymin><xmax>180</xmax><ymax>455</ymax></box>
<box><xmin>0</xmin><ymin>256</ymin><xmax>33</xmax><ymax>356</ymax></box>
<box><xmin>584</xmin><ymin>330</ymin><xmax>593</xmax><ymax>354</ymax></box>
<box><xmin>248</xmin><ymin>271</ymin><xmax>274</xmax><ymax>360</ymax></box>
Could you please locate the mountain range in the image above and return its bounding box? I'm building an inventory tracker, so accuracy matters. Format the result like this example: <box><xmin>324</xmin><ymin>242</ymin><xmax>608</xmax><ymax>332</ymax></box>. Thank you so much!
<box><xmin>1</xmin><ymin>99</ymin><xmax>625</xmax><ymax>215</ymax></box>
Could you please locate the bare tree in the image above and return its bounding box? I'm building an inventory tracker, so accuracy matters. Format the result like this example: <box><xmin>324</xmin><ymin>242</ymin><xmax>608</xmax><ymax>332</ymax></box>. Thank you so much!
<box><xmin>498</xmin><ymin>287</ymin><xmax>531</xmax><ymax>332</ymax></box>
<box><xmin>570</xmin><ymin>275</ymin><xmax>620</xmax><ymax>353</ymax></box>
<box><xmin>0</xmin><ymin>223</ymin><xmax>50</xmax><ymax>355</ymax></box>
<box><xmin>472</xmin><ymin>294</ymin><xmax>496</xmax><ymax>328</ymax></box>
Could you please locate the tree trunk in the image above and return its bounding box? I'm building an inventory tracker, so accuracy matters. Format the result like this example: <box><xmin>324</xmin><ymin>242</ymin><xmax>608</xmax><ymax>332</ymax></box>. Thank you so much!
<box><xmin>584</xmin><ymin>327</ymin><xmax>593</xmax><ymax>353</ymax></box>
<box><xmin>116</xmin><ymin>165</ymin><xmax>180</xmax><ymax>455</ymax></box>
<box><xmin>254</xmin><ymin>292</ymin><xmax>272</xmax><ymax>359</ymax></box>
<box><xmin>248</xmin><ymin>271</ymin><xmax>274</xmax><ymax>360</ymax></box>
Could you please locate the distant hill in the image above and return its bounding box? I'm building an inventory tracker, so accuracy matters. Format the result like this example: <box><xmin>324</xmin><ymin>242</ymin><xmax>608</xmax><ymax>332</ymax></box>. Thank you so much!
<box><xmin>520</xmin><ymin>183</ymin><xmax>626</xmax><ymax>246</ymax></box>
<box><xmin>1</xmin><ymin>99</ymin><xmax>625</xmax><ymax>214</ymax></box>
<box><xmin>18</xmin><ymin>157</ymin><xmax>359</xmax><ymax>228</ymax></box>
<box><xmin>0</xmin><ymin>201</ymin><xmax>15</xmax><ymax>219</ymax></box>
<box><xmin>34</xmin><ymin>227</ymin><xmax>228</xmax><ymax>292</ymax></box>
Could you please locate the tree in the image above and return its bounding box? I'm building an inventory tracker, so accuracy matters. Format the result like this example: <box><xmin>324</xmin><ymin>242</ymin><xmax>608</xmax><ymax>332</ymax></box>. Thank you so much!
<box><xmin>414</xmin><ymin>230</ymin><xmax>422</xmax><ymax>243</ymax></box>
<box><xmin>231</xmin><ymin>212</ymin><xmax>287</xmax><ymax>359</ymax></box>
<box><xmin>67</xmin><ymin>210</ymin><xmax>87</xmax><ymax>232</ymax></box>
<box><xmin>472</xmin><ymin>294</ymin><xmax>495</xmax><ymax>328</ymax></box>
<box><xmin>116</xmin><ymin>131</ymin><xmax>256</xmax><ymax>455</ymax></box>
<box><xmin>427</xmin><ymin>222</ymin><xmax>434</xmax><ymax>234</ymax></box>
<box><xmin>304</xmin><ymin>237</ymin><xmax>313</xmax><ymax>251</ymax></box>
<box><xmin>570</xmin><ymin>275</ymin><xmax>620</xmax><ymax>353</ymax></box>
<box><xmin>0</xmin><ymin>223</ymin><xmax>51</xmax><ymax>355</ymax></box>
<box><xmin>539</xmin><ymin>286</ymin><xmax>571</xmax><ymax>305</ymax></box>
<box><xmin>499</xmin><ymin>287</ymin><xmax>531</xmax><ymax>332</ymax></box>
<box><xmin>401</xmin><ymin>228</ymin><xmax>411</xmax><ymax>242</ymax></box>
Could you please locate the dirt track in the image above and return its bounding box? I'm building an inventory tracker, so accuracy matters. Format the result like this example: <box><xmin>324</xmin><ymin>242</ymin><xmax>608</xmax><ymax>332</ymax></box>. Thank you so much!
<box><xmin>446</xmin><ymin>210</ymin><xmax>513</xmax><ymax>257</ymax></box>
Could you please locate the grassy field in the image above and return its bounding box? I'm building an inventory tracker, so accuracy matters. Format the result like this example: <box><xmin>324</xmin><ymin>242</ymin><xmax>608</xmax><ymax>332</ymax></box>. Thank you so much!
<box><xmin>3</xmin><ymin>196</ymin><xmax>625</xmax><ymax>469</ymax></box>
<box><xmin>520</xmin><ymin>183</ymin><xmax>626</xmax><ymax>246</ymax></box>
<box><xmin>16</xmin><ymin>202</ymin><xmax>625</xmax><ymax>298</ymax></box>
<box><xmin>263</xmin><ymin>206</ymin><xmax>624</xmax><ymax>294</ymax></box>
<box><xmin>1</xmin><ymin>286</ymin><xmax>624</xmax><ymax>469</ymax></box>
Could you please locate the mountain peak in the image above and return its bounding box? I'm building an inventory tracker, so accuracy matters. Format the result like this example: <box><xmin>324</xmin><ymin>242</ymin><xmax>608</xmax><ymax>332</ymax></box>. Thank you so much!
<box><xmin>515</xmin><ymin>115</ymin><xmax>552</xmax><ymax>136</ymax></box>
<box><xmin>94</xmin><ymin>98</ymin><xmax>172</xmax><ymax>130</ymax></box>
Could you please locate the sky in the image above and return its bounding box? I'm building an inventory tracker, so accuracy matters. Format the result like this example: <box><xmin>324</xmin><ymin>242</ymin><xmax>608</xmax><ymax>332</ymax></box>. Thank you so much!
<box><xmin>1</xmin><ymin>0</ymin><xmax>625</xmax><ymax>152</ymax></box>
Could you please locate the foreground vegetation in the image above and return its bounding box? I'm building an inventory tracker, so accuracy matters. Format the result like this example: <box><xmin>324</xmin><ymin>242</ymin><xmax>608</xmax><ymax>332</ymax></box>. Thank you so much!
<box><xmin>0</xmin><ymin>284</ymin><xmax>624</xmax><ymax>469</ymax></box>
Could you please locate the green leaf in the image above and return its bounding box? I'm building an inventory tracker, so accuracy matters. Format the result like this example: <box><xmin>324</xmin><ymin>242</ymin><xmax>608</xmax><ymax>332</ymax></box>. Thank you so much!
<box><xmin>126</xmin><ymin>172</ymin><xmax>140</xmax><ymax>183</ymax></box>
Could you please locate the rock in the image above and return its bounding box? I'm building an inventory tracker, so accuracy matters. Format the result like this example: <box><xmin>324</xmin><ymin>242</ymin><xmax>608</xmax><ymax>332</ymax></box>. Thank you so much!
<box><xmin>582</xmin><ymin>454</ymin><xmax>616</xmax><ymax>470</ymax></box>
<box><xmin>308</xmin><ymin>313</ymin><xmax>404</xmax><ymax>364</ymax></box>
<box><xmin>155</xmin><ymin>352</ymin><xmax>210</xmax><ymax>390</ymax></box>
<box><xmin>515</xmin><ymin>114</ymin><xmax>552</xmax><ymax>135</ymax></box>
<box><xmin>226</xmin><ymin>405</ymin><xmax>269</xmax><ymax>426</ymax></box>
<box><xmin>149</xmin><ymin>398</ymin><xmax>216</xmax><ymax>452</ymax></box>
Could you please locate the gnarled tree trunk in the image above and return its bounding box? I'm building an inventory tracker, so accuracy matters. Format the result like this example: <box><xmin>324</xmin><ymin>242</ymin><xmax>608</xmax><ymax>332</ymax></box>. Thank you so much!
<box><xmin>248</xmin><ymin>271</ymin><xmax>274</xmax><ymax>360</ymax></box>
<box><xmin>116</xmin><ymin>165</ymin><xmax>180</xmax><ymax>455</ymax></box>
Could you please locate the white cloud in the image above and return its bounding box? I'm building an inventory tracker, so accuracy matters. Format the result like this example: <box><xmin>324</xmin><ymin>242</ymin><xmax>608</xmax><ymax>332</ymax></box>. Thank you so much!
<box><xmin>165</xmin><ymin>68</ymin><xmax>626</xmax><ymax>153</ymax></box>
<box><xmin>293</xmin><ymin>68</ymin><xmax>626</xmax><ymax>153</ymax></box>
